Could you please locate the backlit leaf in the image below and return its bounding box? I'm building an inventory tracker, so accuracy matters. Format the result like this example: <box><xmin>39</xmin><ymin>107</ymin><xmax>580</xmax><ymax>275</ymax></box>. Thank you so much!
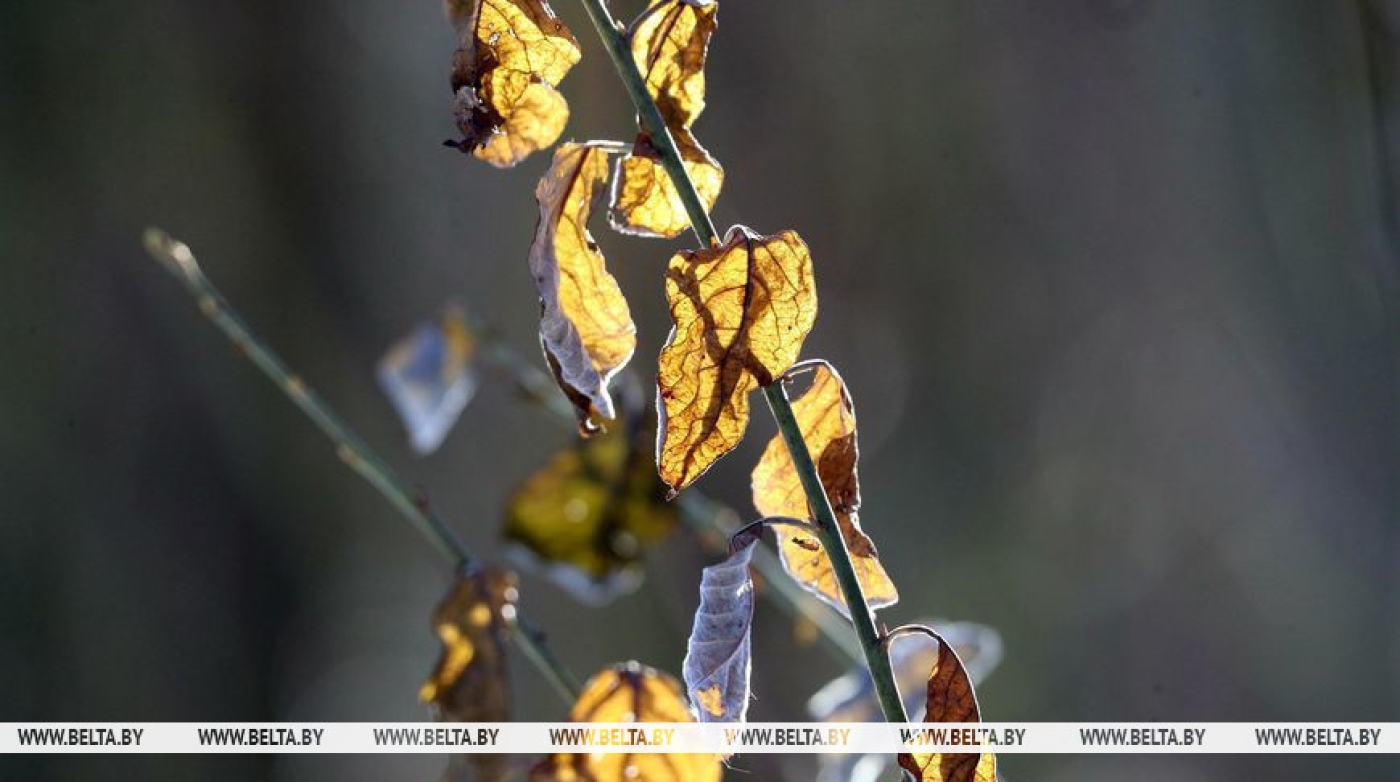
<box><xmin>610</xmin><ymin>130</ymin><xmax>724</xmax><ymax>239</ymax></box>
<box><xmin>809</xmin><ymin>620</ymin><xmax>1003</xmax><ymax>782</ymax></box>
<box><xmin>656</xmin><ymin>227</ymin><xmax>818</xmax><ymax>493</ymax></box>
<box><xmin>504</xmin><ymin>405</ymin><xmax>677</xmax><ymax>603</ymax></box>
<box><xmin>609</xmin><ymin>0</ymin><xmax>723</xmax><ymax>238</ymax></box>
<box><xmin>377</xmin><ymin>306</ymin><xmax>477</xmax><ymax>455</ymax></box>
<box><xmin>531</xmin><ymin>662</ymin><xmax>722</xmax><ymax>782</ymax></box>
<box><xmin>681</xmin><ymin>526</ymin><xmax>758</xmax><ymax>725</ymax></box>
<box><xmin>531</xmin><ymin>142</ymin><xmax>637</xmax><ymax>433</ymax></box>
<box><xmin>898</xmin><ymin>634</ymin><xmax>998</xmax><ymax>782</ymax></box>
<box><xmin>444</xmin><ymin>0</ymin><xmax>580</xmax><ymax>168</ymax></box>
<box><xmin>751</xmin><ymin>365</ymin><xmax>897</xmax><ymax>615</ymax></box>
<box><xmin>421</xmin><ymin>567</ymin><xmax>518</xmax><ymax>782</ymax></box>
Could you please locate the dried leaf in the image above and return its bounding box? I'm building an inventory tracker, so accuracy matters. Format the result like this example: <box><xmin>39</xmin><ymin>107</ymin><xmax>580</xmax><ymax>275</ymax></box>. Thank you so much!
<box><xmin>531</xmin><ymin>143</ymin><xmax>637</xmax><ymax>433</ymax></box>
<box><xmin>898</xmin><ymin>635</ymin><xmax>998</xmax><ymax>782</ymax></box>
<box><xmin>504</xmin><ymin>407</ymin><xmax>677</xmax><ymax>603</ymax></box>
<box><xmin>632</xmin><ymin>0</ymin><xmax>717</xmax><ymax>129</ymax></box>
<box><xmin>531</xmin><ymin>662</ymin><xmax>722</xmax><ymax>782</ymax></box>
<box><xmin>681</xmin><ymin>528</ymin><xmax>758</xmax><ymax>725</ymax></box>
<box><xmin>444</xmin><ymin>0</ymin><xmax>581</xmax><ymax>167</ymax></box>
<box><xmin>377</xmin><ymin>306</ymin><xmax>477</xmax><ymax>455</ymax></box>
<box><xmin>750</xmin><ymin>365</ymin><xmax>898</xmax><ymax>615</ymax></box>
<box><xmin>809</xmin><ymin>620</ymin><xmax>1004</xmax><ymax>782</ymax></box>
<box><xmin>608</xmin><ymin>0</ymin><xmax>723</xmax><ymax>238</ymax></box>
<box><xmin>610</xmin><ymin>130</ymin><xmax>723</xmax><ymax>239</ymax></box>
<box><xmin>656</xmin><ymin>227</ymin><xmax>818</xmax><ymax>493</ymax></box>
<box><xmin>420</xmin><ymin>567</ymin><xmax>518</xmax><ymax>782</ymax></box>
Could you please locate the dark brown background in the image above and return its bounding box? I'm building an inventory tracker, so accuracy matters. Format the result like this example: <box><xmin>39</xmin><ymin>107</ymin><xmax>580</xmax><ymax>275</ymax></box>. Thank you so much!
<box><xmin>1</xmin><ymin>0</ymin><xmax>1396</xmax><ymax>780</ymax></box>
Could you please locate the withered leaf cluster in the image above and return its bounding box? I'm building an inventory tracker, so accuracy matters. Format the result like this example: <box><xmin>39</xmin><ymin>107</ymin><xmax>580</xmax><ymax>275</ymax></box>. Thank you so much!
<box><xmin>444</xmin><ymin>0</ymin><xmax>581</xmax><ymax>168</ymax></box>
<box><xmin>610</xmin><ymin>0</ymin><xmax>723</xmax><ymax>238</ymax></box>
<box><xmin>751</xmin><ymin>364</ymin><xmax>899</xmax><ymax>616</ymax></box>
<box><xmin>532</xmin><ymin>662</ymin><xmax>721</xmax><ymax>782</ymax></box>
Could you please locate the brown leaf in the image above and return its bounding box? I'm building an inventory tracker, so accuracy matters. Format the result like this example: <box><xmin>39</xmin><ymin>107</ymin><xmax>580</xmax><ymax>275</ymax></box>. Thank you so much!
<box><xmin>750</xmin><ymin>365</ymin><xmax>898</xmax><ymax>616</ymax></box>
<box><xmin>504</xmin><ymin>406</ymin><xmax>677</xmax><ymax>603</ymax></box>
<box><xmin>610</xmin><ymin>130</ymin><xmax>723</xmax><ymax>239</ymax></box>
<box><xmin>898</xmin><ymin>636</ymin><xmax>998</xmax><ymax>782</ymax></box>
<box><xmin>444</xmin><ymin>0</ymin><xmax>580</xmax><ymax>167</ymax></box>
<box><xmin>420</xmin><ymin>567</ymin><xmax>518</xmax><ymax>782</ymax></box>
<box><xmin>656</xmin><ymin>227</ymin><xmax>818</xmax><ymax>493</ymax></box>
<box><xmin>608</xmin><ymin>0</ymin><xmax>723</xmax><ymax>238</ymax></box>
<box><xmin>531</xmin><ymin>662</ymin><xmax>722</xmax><ymax>782</ymax></box>
<box><xmin>531</xmin><ymin>143</ymin><xmax>637</xmax><ymax>433</ymax></box>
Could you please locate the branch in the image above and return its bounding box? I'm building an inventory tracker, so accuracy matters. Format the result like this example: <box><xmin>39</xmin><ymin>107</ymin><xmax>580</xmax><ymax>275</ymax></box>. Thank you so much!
<box><xmin>141</xmin><ymin>228</ymin><xmax>581</xmax><ymax>706</ymax></box>
<box><xmin>574</xmin><ymin>0</ymin><xmax>908</xmax><ymax>723</ymax></box>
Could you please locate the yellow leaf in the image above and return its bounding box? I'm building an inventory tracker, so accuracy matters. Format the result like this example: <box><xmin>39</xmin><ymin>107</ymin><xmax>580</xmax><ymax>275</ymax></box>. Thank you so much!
<box><xmin>445</xmin><ymin>0</ymin><xmax>581</xmax><ymax>167</ymax></box>
<box><xmin>631</xmin><ymin>0</ymin><xmax>717</xmax><ymax>130</ymax></box>
<box><xmin>610</xmin><ymin>130</ymin><xmax>723</xmax><ymax>239</ymax></box>
<box><xmin>898</xmin><ymin>636</ymin><xmax>998</xmax><ymax>782</ymax></box>
<box><xmin>421</xmin><ymin>567</ymin><xmax>518</xmax><ymax>782</ymax></box>
<box><xmin>751</xmin><ymin>365</ymin><xmax>898</xmax><ymax>616</ymax></box>
<box><xmin>656</xmin><ymin>227</ymin><xmax>818</xmax><ymax>493</ymax></box>
<box><xmin>609</xmin><ymin>0</ymin><xmax>723</xmax><ymax>238</ymax></box>
<box><xmin>531</xmin><ymin>143</ymin><xmax>637</xmax><ymax>433</ymax></box>
<box><xmin>531</xmin><ymin>662</ymin><xmax>722</xmax><ymax>782</ymax></box>
<box><xmin>504</xmin><ymin>408</ymin><xmax>677</xmax><ymax>603</ymax></box>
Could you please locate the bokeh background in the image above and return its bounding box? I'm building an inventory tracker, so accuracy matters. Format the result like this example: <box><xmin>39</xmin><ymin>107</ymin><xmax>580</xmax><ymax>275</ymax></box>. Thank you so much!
<box><xmin>2</xmin><ymin>0</ymin><xmax>1397</xmax><ymax>780</ymax></box>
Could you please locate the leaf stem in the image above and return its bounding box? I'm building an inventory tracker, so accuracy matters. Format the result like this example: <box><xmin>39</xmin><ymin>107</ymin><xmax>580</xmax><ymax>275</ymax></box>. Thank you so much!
<box><xmin>574</xmin><ymin>0</ymin><xmax>908</xmax><ymax>722</ymax></box>
<box><xmin>142</xmin><ymin>228</ymin><xmax>581</xmax><ymax>706</ymax></box>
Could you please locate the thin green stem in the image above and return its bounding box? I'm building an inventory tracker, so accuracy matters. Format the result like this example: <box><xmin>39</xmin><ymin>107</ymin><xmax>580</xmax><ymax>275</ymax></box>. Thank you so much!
<box><xmin>574</xmin><ymin>0</ymin><xmax>908</xmax><ymax>722</ymax></box>
<box><xmin>142</xmin><ymin>228</ymin><xmax>581</xmax><ymax>705</ymax></box>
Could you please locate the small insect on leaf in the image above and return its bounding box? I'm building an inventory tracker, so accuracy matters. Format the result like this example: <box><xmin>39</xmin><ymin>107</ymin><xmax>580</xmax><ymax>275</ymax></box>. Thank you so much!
<box><xmin>751</xmin><ymin>364</ymin><xmax>898</xmax><ymax>615</ymax></box>
<box><xmin>531</xmin><ymin>142</ymin><xmax>637</xmax><ymax>434</ymax></box>
<box><xmin>898</xmin><ymin>634</ymin><xmax>998</xmax><ymax>782</ymax></box>
<box><xmin>504</xmin><ymin>404</ymin><xmax>677</xmax><ymax>603</ymax></box>
<box><xmin>610</xmin><ymin>129</ymin><xmax>724</xmax><ymax>240</ymax></box>
<box><xmin>609</xmin><ymin>0</ymin><xmax>722</xmax><ymax>238</ymax></box>
<box><xmin>657</xmin><ymin>227</ymin><xmax>818</xmax><ymax>494</ymax></box>
<box><xmin>531</xmin><ymin>662</ymin><xmax>722</xmax><ymax>782</ymax></box>
<box><xmin>681</xmin><ymin>525</ymin><xmax>758</xmax><ymax>727</ymax></box>
<box><xmin>420</xmin><ymin>567</ymin><xmax>518</xmax><ymax>782</ymax></box>
<box><xmin>444</xmin><ymin>0</ymin><xmax>581</xmax><ymax>168</ymax></box>
<box><xmin>377</xmin><ymin>306</ymin><xmax>477</xmax><ymax>455</ymax></box>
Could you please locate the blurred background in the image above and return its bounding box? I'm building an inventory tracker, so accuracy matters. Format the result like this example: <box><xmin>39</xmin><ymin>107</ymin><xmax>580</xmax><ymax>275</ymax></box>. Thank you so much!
<box><xmin>1</xmin><ymin>0</ymin><xmax>1397</xmax><ymax>780</ymax></box>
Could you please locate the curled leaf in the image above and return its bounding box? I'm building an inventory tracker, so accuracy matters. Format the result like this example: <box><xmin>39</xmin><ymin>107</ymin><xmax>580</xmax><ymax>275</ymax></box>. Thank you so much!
<box><xmin>751</xmin><ymin>365</ymin><xmax>897</xmax><ymax>615</ymax></box>
<box><xmin>531</xmin><ymin>142</ymin><xmax>637</xmax><ymax>433</ymax></box>
<box><xmin>681</xmin><ymin>527</ymin><xmax>758</xmax><ymax>725</ymax></box>
<box><xmin>532</xmin><ymin>662</ymin><xmax>721</xmax><ymax>782</ymax></box>
<box><xmin>421</xmin><ymin>567</ymin><xmax>518</xmax><ymax>782</ymax></box>
<box><xmin>504</xmin><ymin>405</ymin><xmax>677</xmax><ymax>603</ymax></box>
<box><xmin>444</xmin><ymin>0</ymin><xmax>581</xmax><ymax>167</ymax></box>
<box><xmin>609</xmin><ymin>0</ymin><xmax>723</xmax><ymax>238</ymax></box>
<box><xmin>898</xmin><ymin>634</ymin><xmax>998</xmax><ymax>782</ymax></box>
<box><xmin>610</xmin><ymin>130</ymin><xmax>724</xmax><ymax>239</ymax></box>
<box><xmin>377</xmin><ymin>306</ymin><xmax>477</xmax><ymax>455</ymax></box>
<box><xmin>656</xmin><ymin>226</ymin><xmax>818</xmax><ymax>494</ymax></box>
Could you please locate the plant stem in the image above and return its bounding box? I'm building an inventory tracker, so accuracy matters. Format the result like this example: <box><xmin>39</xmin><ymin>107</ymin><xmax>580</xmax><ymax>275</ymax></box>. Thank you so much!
<box><xmin>142</xmin><ymin>229</ymin><xmax>581</xmax><ymax>706</ymax></box>
<box><xmin>575</xmin><ymin>0</ymin><xmax>908</xmax><ymax>722</ymax></box>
